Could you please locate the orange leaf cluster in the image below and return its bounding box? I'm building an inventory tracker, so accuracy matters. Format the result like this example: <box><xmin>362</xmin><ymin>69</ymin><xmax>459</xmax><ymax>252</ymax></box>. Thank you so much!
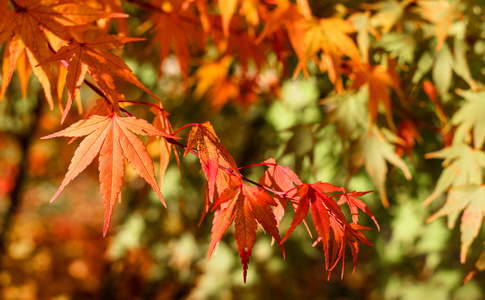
<box><xmin>0</xmin><ymin>0</ymin><xmax>127</xmax><ymax>107</ymax></box>
<box><xmin>0</xmin><ymin>0</ymin><xmax>381</xmax><ymax>283</ymax></box>
<box><xmin>181</xmin><ymin>123</ymin><xmax>377</xmax><ymax>282</ymax></box>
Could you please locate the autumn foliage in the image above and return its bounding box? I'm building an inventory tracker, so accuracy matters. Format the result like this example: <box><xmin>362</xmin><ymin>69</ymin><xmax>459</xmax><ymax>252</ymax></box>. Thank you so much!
<box><xmin>0</xmin><ymin>0</ymin><xmax>381</xmax><ymax>283</ymax></box>
<box><xmin>2</xmin><ymin>0</ymin><xmax>485</xmax><ymax>294</ymax></box>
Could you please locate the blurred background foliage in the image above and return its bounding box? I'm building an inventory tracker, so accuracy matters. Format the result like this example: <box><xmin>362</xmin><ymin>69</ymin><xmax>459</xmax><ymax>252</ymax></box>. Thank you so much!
<box><xmin>2</xmin><ymin>0</ymin><xmax>485</xmax><ymax>299</ymax></box>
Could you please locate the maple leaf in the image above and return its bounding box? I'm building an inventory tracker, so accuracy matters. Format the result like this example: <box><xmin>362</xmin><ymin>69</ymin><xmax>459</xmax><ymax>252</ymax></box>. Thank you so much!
<box><xmin>259</xmin><ymin>158</ymin><xmax>302</xmax><ymax>227</ymax></box>
<box><xmin>349</xmin><ymin>126</ymin><xmax>411</xmax><ymax>207</ymax></box>
<box><xmin>303</xmin><ymin>18</ymin><xmax>361</xmax><ymax>88</ymax></box>
<box><xmin>256</xmin><ymin>1</ymin><xmax>308</xmax><ymax>74</ymax></box>
<box><xmin>38</xmin><ymin>35</ymin><xmax>159</xmax><ymax>123</ymax></box>
<box><xmin>452</xmin><ymin>39</ymin><xmax>478</xmax><ymax>91</ymax></box>
<box><xmin>348</xmin><ymin>11</ymin><xmax>380</xmax><ymax>65</ymax></box>
<box><xmin>208</xmin><ymin>182</ymin><xmax>284</xmax><ymax>283</ymax></box>
<box><xmin>281</xmin><ymin>182</ymin><xmax>374</xmax><ymax>278</ymax></box>
<box><xmin>415</xmin><ymin>0</ymin><xmax>459</xmax><ymax>51</ymax></box>
<box><xmin>361</xmin><ymin>0</ymin><xmax>410</xmax><ymax>34</ymax></box>
<box><xmin>42</xmin><ymin>114</ymin><xmax>176</xmax><ymax>235</ymax></box>
<box><xmin>147</xmin><ymin>0</ymin><xmax>203</xmax><ymax>83</ymax></box>
<box><xmin>450</xmin><ymin>90</ymin><xmax>485</xmax><ymax>149</ymax></box>
<box><xmin>219</xmin><ymin>0</ymin><xmax>238</xmax><ymax>36</ymax></box>
<box><xmin>263</xmin><ymin>12</ymin><xmax>362</xmax><ymax>87</ymax></box>
<box><xmin>337</xmin><ymin>191</ymin><xmax>379</xmax><ymax>231</ymax></box>
<box><xmin>424</xmin><ymin>144</ymin><xmax>485</xmax><ymax>206</ymax></box>
<box><xmin>427</xmin><ymin>184</ymin><xmax>485</xmax><ymax>263</ymax></box>
<box><xmin>350</xmin><ymin>60</ymin><xmax>404</xmax><ymax>128</ymax></box>
<box><xmin>396</xmin><ymin>119</ymin><xmax>422</xmax><ymax>158</ymax></box>
<box><xmin>432</xmin><ymin>43</ymin><xmax>453</xmax><ymax>95</ymax></box>
<box><xmin>0</xmin><ymin>0</ymin><xmax>128</xmax><ymax>106</ymax></box>
<box><xmin>185</xmin><ymin>121</ymin><xmax>240</xmax><ymax>201</ymax></box>
<box><xmin>260</xmin><ymin>14</ymin><xmax>361</xmax><ymax>87</ymax></box>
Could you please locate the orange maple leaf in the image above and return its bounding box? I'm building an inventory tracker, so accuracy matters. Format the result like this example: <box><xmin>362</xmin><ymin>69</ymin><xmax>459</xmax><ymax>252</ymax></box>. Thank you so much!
<box><xmin>38</xmin><ymin>35</ymin><xmax>159</xmax><ymax>123</ymax></box>
<box><xmin>257</xmin><ymin>3</ymin><xmax>360</xmax><ymax>85</ymax></box>
<box><xmin>148</xmin><ymin>0</ymin><xmax>203</xmax><ymax>83</ymax></box>
<box><xmin>302</xmin><ymin>18</ymin><xmax>360</xmax><ymax>90</ymax></box>
<box><xmin>185</xmin><ymin>121</ymin><xmax>240</xmax><ymax>200</ymax></box>
<box><xmin>256</xmin><ymin>0</ymin><xmax>307</xmax><ymax>76</ymax></box>
<box><xmin>42</xmin><ymin>114</ymin><xmax>177</xmax><ymax>235</ymax></box>
<box><xmin>351</xmin><ymin>61</ymin><xmax>403</xmax><ymax>128</ymax></box>
<box><xmin>193</xmin><ymin>56</ymin><xmax>261</xmax><ymax>110</ymax></box>
<box><xmin>415</xmin><ymin>0</ymin><xmax>460</xmax><ymax>51</ymax></box>
<box><xmin>219</xmin><ymin>0</ymin><xmax>238</xmax><ymax>36</ymax></box>
<box><xmin>0</xmin><ymin>0</ymin><xmax>127</xmax><ymax>106</ymax></box>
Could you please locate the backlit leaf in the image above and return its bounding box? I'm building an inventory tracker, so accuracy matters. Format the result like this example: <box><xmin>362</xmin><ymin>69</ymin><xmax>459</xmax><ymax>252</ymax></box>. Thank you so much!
<box><xmin>428</xmin><ymin>185</ymin><xmax>485</xmax><ymax>263</ymax></box>
<box><xmin>259</xmin><ymin>158</ymin><xmax>302</xmax><ymax>227</ymax></box>
<box><xmin>281</xmin><ymin>182</ymin><xmax>374</xmax><ymax>278</ymax></box>
<box><xmin>42</xmin><ymin>114</ymin><xmax>175</xmax><ymax>235</ymax></box>
<box><xmin>208</xmin><ymin>183</ymin><xmax>283</xmax><ymax>283</ymax></box>
<box><xmin>38</xmin><ymin>35</ymin><xmax>158</xmax><ymax>123</ymax></box>
<box><xmin>451</xmin><ymin>90</ymin><xmax>485</xmax><ymax>149</ymax></box>
<box><xmin>432</xmin><ymin>43</ymin><xmax>453</xmax><ymax>95</ymax></box>
<box><xmin>0</xmin><ymin>0</ymin><xmax>127</xmax><ymax>106</ymax></box>
<box><xmin>349</xmin><ymin>126</ymin><xmax>411</xmax><ymax>207</ymax></box>
<box><xmin>424</xmin><ymin>145</ymin><xmax>485</xmax><ymax>206</ymax></box>
<box><xmin>185</xmin><ymin>121</ymin><xmax>240</xmax><ymax>201</ymax></box>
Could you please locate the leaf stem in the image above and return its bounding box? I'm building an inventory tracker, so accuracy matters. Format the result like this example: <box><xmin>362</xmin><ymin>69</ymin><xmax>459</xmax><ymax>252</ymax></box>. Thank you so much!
<box><xmin>163</xmin><ymin>137</ymin><xmax>298</xmax><ymax>199</ymax></box>
<box><xmin>118</xmin><ymin>100</ymin><xmax>163</xmax><ymax>111</ymax></box>
<box><xmin>237</xmin><ymin>162</ymin><xmax>278</xmax><ymax>170</ymax></box>
<box><xmin>172</xmin><ymin>123</ymin><xmax>199</xmax><ymax>135</ymax></box>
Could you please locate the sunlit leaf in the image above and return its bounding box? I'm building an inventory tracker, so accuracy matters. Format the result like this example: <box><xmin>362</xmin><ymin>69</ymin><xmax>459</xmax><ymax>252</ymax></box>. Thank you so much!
<box><xmin>42</xmin><ymin>114</ymin><xmax>175</xmax><ymax>235</ymax></box>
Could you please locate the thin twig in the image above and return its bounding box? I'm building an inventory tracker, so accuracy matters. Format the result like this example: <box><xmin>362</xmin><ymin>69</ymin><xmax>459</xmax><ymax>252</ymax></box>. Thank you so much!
<box><xmin>164</xmin><ymin>137</ymin><xmax>298</xmax><ymax>199</ymax></box>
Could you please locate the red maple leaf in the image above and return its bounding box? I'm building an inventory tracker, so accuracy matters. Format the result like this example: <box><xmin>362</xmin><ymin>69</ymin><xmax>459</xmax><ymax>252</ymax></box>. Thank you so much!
<box><xmin>281</xmin><ymin>182</ymin><xmax>374</xmax><ymax>278</ymax></box>
<box><xmin>208</xmin><ymin>182</ymin><xmax>284</xmax><ymax>283</ymax></box>
<box><xmin>259</xmin><ymin>158</ymin><xmax>302</xmax><ymax>228</ymax></box>
<box><xmin>185</xmin><ymin>121</ymin><xmax>240</xmax><ymax>201</ymax></box>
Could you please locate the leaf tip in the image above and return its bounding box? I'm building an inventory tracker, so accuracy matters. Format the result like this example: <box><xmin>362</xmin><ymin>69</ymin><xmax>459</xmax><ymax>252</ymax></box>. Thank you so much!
<box><xmin>159</xmin><ymin>196</ymin><xmax>167</xmax><ymax>208</ymax></box>
<box><xmin>280</xmin><ymin>245</ymin><xmax>286</xmax><ymax>259</ymax></box>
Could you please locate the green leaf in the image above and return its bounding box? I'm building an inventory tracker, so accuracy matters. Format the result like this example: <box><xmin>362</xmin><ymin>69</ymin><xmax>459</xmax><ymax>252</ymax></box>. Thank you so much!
<box><xmin>363</xmin><ymin>0</ymin><xmax>409</xmax><ymax>33</ymax></box>
<box><xmin>322</xmin><ymin>88</ymin><xmax>368</xmax><ymax>140</ymax></box>
<box><xmin>451</xmin><ymin>90</ymin><xmax>485</xmax><ymax>149</ymax></box>
<box><xmin>349</xmin><ymin>126</ymin><xmax>411</xmax><ymax>207</ymax></box>
<box><xmin>374</xmin><ymin>32</ymin><xmax>416</xmax><ymax>65</ymax></box>
<box><xmin>425</xmin><ymin>145</ymin><xmax>485</xmax><ymax>205</ymax></box>
<box><xmin>432</xmin><ymin>43</ymin><xmax>453</xmax><ymax>95</ymax></box>
<box><xmin>412</xmin><ymin>51</ymin><xmax>433</xmax><ymax>83</ymax></box>
<box><xmin>453</xmin><ymin>38</ymin><xmax>477</xmax><ymax>90</ymax></box>
<box><xmin>428</xmin><ymin>185</ymin><xmax>485</xmax><ymax>263</ymax></box>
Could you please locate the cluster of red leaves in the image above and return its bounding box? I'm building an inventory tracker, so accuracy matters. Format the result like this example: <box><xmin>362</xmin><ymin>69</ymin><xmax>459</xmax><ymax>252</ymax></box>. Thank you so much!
<box><xmin>185</xmin><ymin>122</ymin><xmax>378</xmax><ymax>282</ymax></box>
<box><xmin>0</xmin><ymin>0</ymin><xmax>379</xmax><ymax>282</ymax></box>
